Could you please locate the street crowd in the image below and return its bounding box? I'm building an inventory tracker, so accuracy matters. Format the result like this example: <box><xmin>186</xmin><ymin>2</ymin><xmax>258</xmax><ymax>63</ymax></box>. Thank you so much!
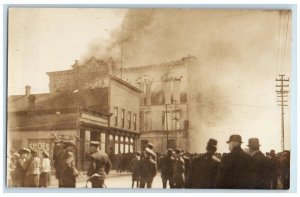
<box><xmin>7</xmin><ymin>134</ymin><xmax>290</xmax><ymax>189</ymax></box>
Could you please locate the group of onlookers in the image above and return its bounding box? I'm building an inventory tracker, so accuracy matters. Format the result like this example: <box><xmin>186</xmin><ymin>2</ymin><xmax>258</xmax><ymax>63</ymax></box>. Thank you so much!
<box><xmin>129</xmin><ymin>135</ymin><xmax>290</xmax><ymax>189</ymax></box>
<box><xmin>8</xmin><ymin>148</ymin><xmax>51</xmax><ymax>187</ymax></box>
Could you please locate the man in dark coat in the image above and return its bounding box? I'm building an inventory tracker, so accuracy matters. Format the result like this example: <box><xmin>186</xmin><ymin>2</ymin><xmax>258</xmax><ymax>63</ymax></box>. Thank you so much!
<box><xmin>87</xmin><ymin>141</ymin><xmax>112</xmax><ymax>188</ymax></box>
<box><xmin>139</xmin><ymin>148</ymin><xmax>157</xmax><ymax>188</ymax></box>
<box><xmin>60</xmin><ymin>151</ymin><xmax>78</xmax><ymax>187</ymax></box>
<box><xmin>187</xmin><ymin>139</ymin><xmax>220</xmax><ymax>188</ymax></box>
<box><xmin>172</xmin><ymin>149</ymin><xmax>185</xmax><ymax>188</ymax></box>
<box><xmin>53</xmin><ymin>141</ymin><xmax>76</xmax><ymax>187</ymax></box>
<box><xmin>14</xmin><ymin>148</ymin><xmax>30</xmax><ymax>187</ymax></box>
<box><xmin>279</xmin><ymin>150</ymin><xmax>290</xmax><ymax>189</ymax></box>
<box><xmin>268</xmin><ymin>150</ymin><xmax>279</xmax><ymax>189</ymax></box>
<box><xmin>160</xmin><ymin>148</ymin><xmax>175</xmax><ymax>188</ymax></box>
<box><xmin>247</xmin><ymin>138</ymin><xmax>270</xmax><ymax>189</ymax></box>
<box><xmin>216</xmin><ymin>134</ymin><xmax>252</xmax><ymax>189</ymax></box>
<box><xmin>129</xmin><ymin>151</ymin><xmax>142</xmax><ymax>188</ymax></box>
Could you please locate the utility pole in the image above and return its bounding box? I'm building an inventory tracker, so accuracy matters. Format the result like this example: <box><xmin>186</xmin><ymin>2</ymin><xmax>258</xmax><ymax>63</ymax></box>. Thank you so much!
<box><xmin>276</xmin><ymin>74</ymin><xmax>289</xmax><ymax>151</ymax></box>
<box><xmin>165</xmin><ymin>104</ymin><xmax>169</xmax><ymax>149</ymax></box>
<box><xmin>173</xmin><ymin>99</ymin><xmax>178</xmax><ymax>148</ymax></box>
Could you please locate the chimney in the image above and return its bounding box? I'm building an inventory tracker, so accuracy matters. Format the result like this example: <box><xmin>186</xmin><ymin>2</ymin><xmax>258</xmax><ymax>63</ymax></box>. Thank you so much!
<box><xmin>25</xmin><ymin>85</ymin><xmax>31</xmax><ymax>96</ymax></box>
<box><xmin>163</xmin><ymin>80</ymin><xmax>172</xmax><ymax>104</ymax></box>
<box><xmin>146</xmin><ymin>83</ymin><xmax>152</xmax><ymax>105</ymax></box>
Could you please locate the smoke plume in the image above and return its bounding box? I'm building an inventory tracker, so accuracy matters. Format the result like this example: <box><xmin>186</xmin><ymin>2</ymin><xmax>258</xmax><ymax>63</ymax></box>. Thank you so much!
<box><xmin>80</xmin><ymin>9</ymin><xmax>291</xmax><ymax>153</ymax></box>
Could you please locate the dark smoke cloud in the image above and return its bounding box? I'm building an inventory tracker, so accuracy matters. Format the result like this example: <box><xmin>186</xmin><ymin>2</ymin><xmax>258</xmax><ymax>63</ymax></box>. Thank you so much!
<box><xmin>80</xmin><ymin>9</ymin><xmax>291</xmax><ymax>152</ymax></box>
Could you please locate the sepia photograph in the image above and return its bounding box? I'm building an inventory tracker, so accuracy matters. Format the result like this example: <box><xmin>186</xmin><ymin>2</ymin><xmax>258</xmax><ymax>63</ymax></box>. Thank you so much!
<box><xmin>5</xmin><ymin>7</ymin><xmax>293</xmax><ymax>190</ymax></box>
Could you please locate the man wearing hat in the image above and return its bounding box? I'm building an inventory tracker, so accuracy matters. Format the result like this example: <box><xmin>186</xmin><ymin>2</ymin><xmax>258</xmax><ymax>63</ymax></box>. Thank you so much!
<box><xmin>186</xmin><ymin>138</ymin><xmax>220</xmax><ymax>188</ymax></box>
<box><xmin>216</xmin><ymin>134</ymin><xmax>252</xmax><ymax>189</ymax></box>
<box><xmin>172</xmin><ymin>148</ymin><xmax>185</xmax><ymax>188</ymax></box>
<box><xmin>25</xmin><ymin>148</ymin><xmax>41</xmax><ymax>187</ymax></box>
<box><xmin>129</xmin><ymin>151</ymin><xmax>142</xmax><ymax>188</ymax></box>
<box><xmin>14</xmin><ymin>148</ymin><xmax>30</xmax><ymax>187</ymax></box>
<box><xmin>87</xmin><ymin>141</ymin><xmax>112</xmax><ymax>188</ymax></box>
<box><xmin>139</xmin><ymin>147</ymin><xmax>157</xmax><ymax>188</ymax></box>
<box><xmin>247</xmin><ymin>138</ymin><xmax>270</xmax><ymax>189</ymax></box>
<box><xmin>160</xmin><ymin>148</ymin><xmax>175</xmax><ymax>188</ymax></box>
<box><xmin>146</xmin><ymin>142</ymin><xmax>157</xmax><ymax>161</ymax></box>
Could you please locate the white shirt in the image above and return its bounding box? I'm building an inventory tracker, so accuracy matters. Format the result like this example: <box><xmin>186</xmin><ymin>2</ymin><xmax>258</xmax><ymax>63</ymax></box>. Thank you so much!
<box><xmin>41</xmin><ymin>158</ymin><xmax>51</xmax><ymax>172</ymax></box>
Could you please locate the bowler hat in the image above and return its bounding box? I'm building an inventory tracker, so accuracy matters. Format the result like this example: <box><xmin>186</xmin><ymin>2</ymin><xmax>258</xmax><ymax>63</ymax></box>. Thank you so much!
<box><xmin>147</xmin><ymin>143</ymin><xmax>154</xmax><ymax>149</ymax></box>
<box><xmin>247</xmin><ymin>138</ymin><xmax>261</xmax><ymax>148</ymax></box>
<box><xmin>207</xmin><ymin>138</ymin><xmax>218</xmax><ymax>146</ymax></box>
<box><xmin>226</xmin><ymin>135</ymin><xmax>243</xmax><ymax>143</ymax></box>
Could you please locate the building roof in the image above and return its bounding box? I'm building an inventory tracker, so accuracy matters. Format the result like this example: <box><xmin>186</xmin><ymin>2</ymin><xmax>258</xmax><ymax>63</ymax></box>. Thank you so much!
<box><xmin>110</xmin><ymin>75</ymin><xmax>142</xmax><ymax>93</ymax></box>
<box><xmin>121</xmin><ymin>55</ymin><xmax>196</xmax><ymax>72</ymax></box>
<box><xmin>8</xmin><ymin>88</ymin><xmax>109</xmax><ymax>113</ymax></box>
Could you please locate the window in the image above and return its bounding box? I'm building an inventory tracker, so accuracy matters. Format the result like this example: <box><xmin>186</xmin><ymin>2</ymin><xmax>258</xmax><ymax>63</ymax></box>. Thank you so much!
<box><xmin>163</xmin><ymin>110</ymin><xmax>180</xmax><ymax>130</ymax></box>
<box><xmin>128</xmin><ymin>111</ymin><xmax>132</xmax><ymax>129</ymax></box>
<box><xmin>173</xmin><ymin>111</ymin><xmax>180</xmax><ymax>130</ymax></box>
<box><xmin>113</xmin><ymin>107</ymin><xmax>118</xmax><ymax>126</ymax></box>
<box><xmin>121</xmin><ymin>109</ymin><xmax>125</xmax><ymax>128</ymax></box>
<box><xmin>140</xmin><ymin>111</ymin><xmax>151</xmax><ymax>132</ymax></box>
<box><xmin>133</xmin><ymin>114</ymin><xmax>137</xmax><ymax>131</ymax></box>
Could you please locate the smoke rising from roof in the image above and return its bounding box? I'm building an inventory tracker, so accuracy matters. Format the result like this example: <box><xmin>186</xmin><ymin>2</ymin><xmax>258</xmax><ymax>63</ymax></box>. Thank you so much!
<box><xmin>80</xmin><ymin>9</ymin><xmax>291</xmax><ymax>153</ymax></box>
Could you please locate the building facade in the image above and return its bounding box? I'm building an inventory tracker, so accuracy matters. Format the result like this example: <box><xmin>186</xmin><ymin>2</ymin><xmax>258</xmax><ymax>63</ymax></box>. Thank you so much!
<box><xmin>7</xmin><ymin>74</ymin><xmax>141</xmax><ymax>170</ymax></box>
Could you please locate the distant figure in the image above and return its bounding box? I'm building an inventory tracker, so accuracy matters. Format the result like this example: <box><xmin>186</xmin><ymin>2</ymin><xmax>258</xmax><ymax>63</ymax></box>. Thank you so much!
<box><xmin>14</xmin><ymin>148</ymin><xmax>30</xmax><ymax>187</ymax></box>
<box><xmin>39</xmin><ymin>151</ymin><xmax>51</xmax><ymax>187</ymax></box>
<box><xmin>160</xmin><ymin>149</ymin><xmax>175</xmax><ymax>188</ymax></box>
<box><xmin>187</xmin><ymin>139</ymin><xmax>220</xmax><ymax>188</ymax></box>
<box><xmin>216</xmin><ymin>134</ymin><xmax>252</xmax><ymax>189</ymax></box>
<box><xmin>25</xmin><ymin>149</ymin><xmax>41</xmax><ymax>187</ymax></box>
<box><xmin>139</xmin><ymin>148</ymin><xmax>157</xmax><ymax>188</ymax></box>
<box><xmin>129</xmin><ymin>151</ymin><xmax>142</xmax><ymax>188</ymax></box>
<box><xmin>172</xmin><ymin>149</ymin><xmax>185</xmax><ymax>188</ymax></box>
<box><xmin>247</xmin><ymin>138</ymin><xmax>270</xmax><ymax>189</ymax></box>
<box><xmin>87</xmin><ymin>141</ymin><xmax>112</xmax><ymax>188</ymax></box>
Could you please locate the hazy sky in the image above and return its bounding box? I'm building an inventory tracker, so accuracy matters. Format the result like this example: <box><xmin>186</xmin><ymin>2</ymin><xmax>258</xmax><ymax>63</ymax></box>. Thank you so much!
<box><xmin>7</xmin><ymin>8</ymin><xmax>292</xmax><ymax>153</ymax></box>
